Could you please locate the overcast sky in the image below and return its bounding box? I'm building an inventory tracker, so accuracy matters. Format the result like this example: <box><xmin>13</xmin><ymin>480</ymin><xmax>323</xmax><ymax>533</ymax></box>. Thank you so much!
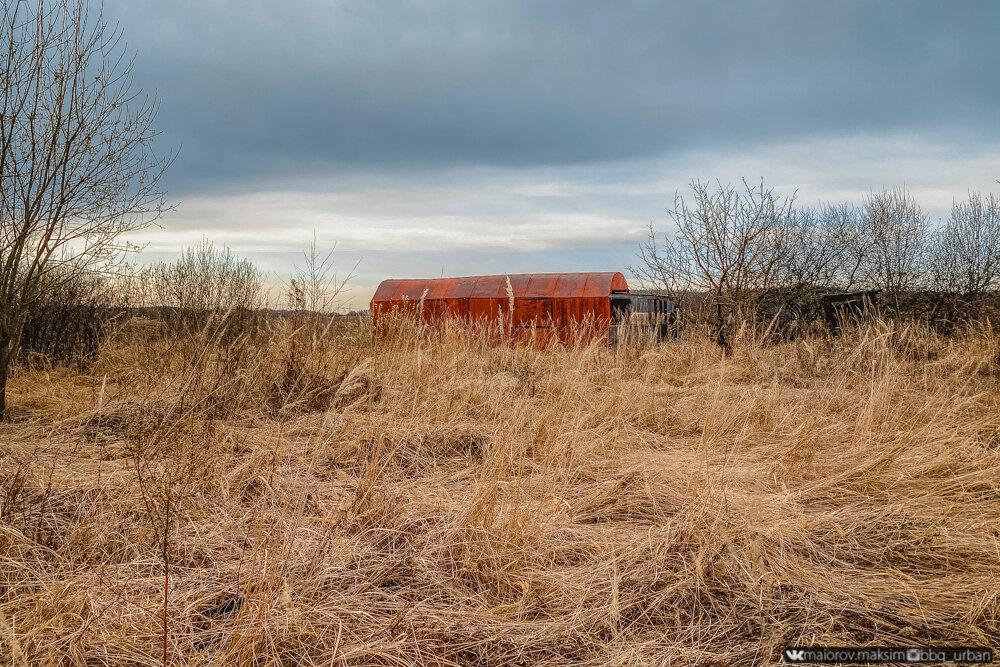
<box><xmin>109</xmin><ymin>0</ymin><xmax>1000</xmax><ymax>308</ymax></box>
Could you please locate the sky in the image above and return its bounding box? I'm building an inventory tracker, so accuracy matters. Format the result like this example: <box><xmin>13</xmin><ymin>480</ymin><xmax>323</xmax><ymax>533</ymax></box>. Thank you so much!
<box><xmin>108</xmin><ymin>0</ymin><xmax>1000</xmax><ymax>309</ymax></box>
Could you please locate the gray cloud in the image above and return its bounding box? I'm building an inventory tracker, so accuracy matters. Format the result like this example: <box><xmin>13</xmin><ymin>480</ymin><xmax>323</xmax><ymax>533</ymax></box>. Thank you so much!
<box><xmin>102</xmin><ymin>1</ymin><xmax>1000</xmax><ymax>309</ymax></box>
<box><xmin>109</xmin><ymin>0</ymin><xmax>1000</xmax><ymax>194</ymax></box>
<box><xmin>124</xmin><ymin>135</ymin><xmax>1000</xmax><ymax>308</ymax></box>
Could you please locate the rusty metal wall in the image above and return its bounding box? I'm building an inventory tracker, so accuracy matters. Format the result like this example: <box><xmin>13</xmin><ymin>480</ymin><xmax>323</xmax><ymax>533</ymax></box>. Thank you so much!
<box><xmin>371</xmin><ymin>272</ymin><xmax>627</xmax><ymax>343</ymax></box>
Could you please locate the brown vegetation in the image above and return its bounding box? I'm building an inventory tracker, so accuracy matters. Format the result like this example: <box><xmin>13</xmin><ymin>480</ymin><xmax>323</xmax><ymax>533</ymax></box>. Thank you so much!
<box><xmin>1</xmin><ymin>314</ymin><xmax>998</xmax><ymax>665</ymax></box>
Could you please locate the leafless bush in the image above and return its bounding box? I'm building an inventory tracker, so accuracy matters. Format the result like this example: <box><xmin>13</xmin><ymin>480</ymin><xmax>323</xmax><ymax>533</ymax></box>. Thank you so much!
<box><xmin>784</xmin><ymin>205</ymin><xmax>858</xmax><ymax>290</ymax></box>
<box><xmin>141</xmin><ymin>241</ymin><xmax>264</xmax><ymax>340</ymax></box>
<box><xmin>19</xmin><ymin>270</ymin><xmax>129</xmax><ymax>370</ymax></box>
<box><xmin>932</xmin><ymin>191</ymin><xmax>1000</xmax><ymax>297</ymax></box>
<box><xmin>857</xmin><ymin>187</ymin><xmax>931</xmax><ymax>294</ymax></box>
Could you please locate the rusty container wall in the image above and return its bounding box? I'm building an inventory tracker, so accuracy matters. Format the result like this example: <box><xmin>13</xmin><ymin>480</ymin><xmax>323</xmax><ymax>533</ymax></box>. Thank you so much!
<box><xmin>371</xmin><ymin>272</ymin><xmax>627</xmax><ymax>344</ymax></box>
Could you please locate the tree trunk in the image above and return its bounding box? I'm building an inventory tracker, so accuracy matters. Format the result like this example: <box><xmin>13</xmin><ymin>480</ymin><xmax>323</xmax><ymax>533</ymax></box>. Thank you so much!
<box><xmin>0</xmin><ymin>336</ymin><xmax>10</xmax><ymax>419</ymax></box>
<box><xmin>714</xmin><ymin>299</ymin><xmax>732</xmax><ymax>356</ymax></box>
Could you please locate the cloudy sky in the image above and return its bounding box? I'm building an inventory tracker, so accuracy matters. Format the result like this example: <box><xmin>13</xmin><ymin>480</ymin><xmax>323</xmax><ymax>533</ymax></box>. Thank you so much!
<box><xmin>109</xmin><ymin>0</ymin><xmax>1000</xmax><ymax>308</ymax></box>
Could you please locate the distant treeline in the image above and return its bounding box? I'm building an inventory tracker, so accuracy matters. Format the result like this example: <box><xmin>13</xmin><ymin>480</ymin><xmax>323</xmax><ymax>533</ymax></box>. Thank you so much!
<box><xmin>634</xmin><ymin>181</ymin><xmax>1000</xmax><ymax>350</ymax></box>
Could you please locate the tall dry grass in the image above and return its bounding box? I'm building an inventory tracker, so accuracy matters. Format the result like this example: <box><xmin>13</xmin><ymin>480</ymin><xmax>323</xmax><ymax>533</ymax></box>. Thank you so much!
<box><xmin>1</xmin><ymin>315</ymin><xmax>999</xmax><ymax>665</ymax></box>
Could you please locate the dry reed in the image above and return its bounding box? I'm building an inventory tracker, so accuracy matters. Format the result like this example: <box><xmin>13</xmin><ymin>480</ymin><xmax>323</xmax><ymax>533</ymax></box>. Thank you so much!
<box><xmin>1</xmin><ymin>316</ymin><xmax>999</xmax><ymax>665</ymax></box>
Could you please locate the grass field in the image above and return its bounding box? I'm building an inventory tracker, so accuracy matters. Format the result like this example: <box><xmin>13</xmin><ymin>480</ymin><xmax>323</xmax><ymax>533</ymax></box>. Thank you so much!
<box><xmin>1</xmin><ymin>317</ymin><xmax>999</xmax><ymax>665</ymax></box>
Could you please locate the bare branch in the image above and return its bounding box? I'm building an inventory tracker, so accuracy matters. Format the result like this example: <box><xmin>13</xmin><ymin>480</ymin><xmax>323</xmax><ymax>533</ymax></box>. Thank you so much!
<box><xmin>0</xmin><ymin>0</ymin><xmax>170</xmax><ymax>415</ymax></box>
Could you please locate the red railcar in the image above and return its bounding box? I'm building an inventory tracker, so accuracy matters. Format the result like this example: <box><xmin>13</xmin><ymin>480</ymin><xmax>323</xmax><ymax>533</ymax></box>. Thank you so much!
<box><xmin>370</xmin><ymin>272</ymin><xmax>676</xmax><ymax>344</ymax></box>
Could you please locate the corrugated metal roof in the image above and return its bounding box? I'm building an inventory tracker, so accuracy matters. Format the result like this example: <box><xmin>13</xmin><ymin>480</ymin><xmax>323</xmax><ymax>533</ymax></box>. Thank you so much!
<box><xmin>371</xmin><ymin>272</ymin><xmax>628</xmax><ymax>303</ymax></box>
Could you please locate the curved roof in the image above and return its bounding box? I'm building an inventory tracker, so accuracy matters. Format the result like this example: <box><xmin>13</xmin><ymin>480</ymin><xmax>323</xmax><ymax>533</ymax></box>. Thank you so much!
<box><xmin>372</xmin><ymin>272</ymin><xmax>628</xmax><ymax>303</ymax></box>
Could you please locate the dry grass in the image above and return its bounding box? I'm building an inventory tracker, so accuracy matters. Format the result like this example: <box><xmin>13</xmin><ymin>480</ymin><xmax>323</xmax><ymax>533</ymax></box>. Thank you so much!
<box><xmin>1</xmin><ymin>316</ymin><xmax>999</xmax><ymax>665</ymax></box>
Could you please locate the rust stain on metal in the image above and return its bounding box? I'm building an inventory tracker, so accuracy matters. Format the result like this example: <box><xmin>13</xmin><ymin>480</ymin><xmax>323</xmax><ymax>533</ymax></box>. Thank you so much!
<box><xmin>371</xmin><ymin>272</ymin><xmax>630</xmax><ymax>343</ymax></box>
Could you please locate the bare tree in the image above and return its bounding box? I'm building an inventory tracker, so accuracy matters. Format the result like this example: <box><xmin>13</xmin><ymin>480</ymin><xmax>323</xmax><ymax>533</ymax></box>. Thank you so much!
<box><xmin>288</xmin><ymin>231</ymin><xmax>357</xmax><ymax>313</ymax></box>
<box><xmin>857</xmin><ymin>188</ymin><xmax>930</xmax><ymax>293</ymax></box>
<box><xmin>812</xmin><ymin>202</ymin><xmax>869</xmax><ymax>291</ymax></box>
<box><xmin>932</xmin><ymin>191</ymin><xmax>1000</xmax><ymax>297</ymax></box>
<box><xmin>0</xmin><ymin>0</ymin><xmax>168</xmax><ymax>415</ymax></box>
<box><xmin>637</xmin><ymin>179</ymin><xmax>795</xmax><ymax>352</ymax></box>
<box><xmin>632</xmin><ymin>223</ymin><xmax>695</xmax><ymax>301</ymax></box>
<box><xmin>780</xmin><ymin>206</ymin><xmax>853</xmax><ymax>290</ymax></box>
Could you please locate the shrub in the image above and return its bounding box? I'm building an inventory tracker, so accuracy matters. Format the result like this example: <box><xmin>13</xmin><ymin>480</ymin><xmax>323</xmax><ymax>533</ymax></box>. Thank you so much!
<box><xmin>140</xmin><ymin>240</ymin><xmax>265</xmax><ymax>341</ymax></box>
<box><xmin>18</xmin><ymin>271</ymin><xmax>128</xmax><ymax>370</ymax></box>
